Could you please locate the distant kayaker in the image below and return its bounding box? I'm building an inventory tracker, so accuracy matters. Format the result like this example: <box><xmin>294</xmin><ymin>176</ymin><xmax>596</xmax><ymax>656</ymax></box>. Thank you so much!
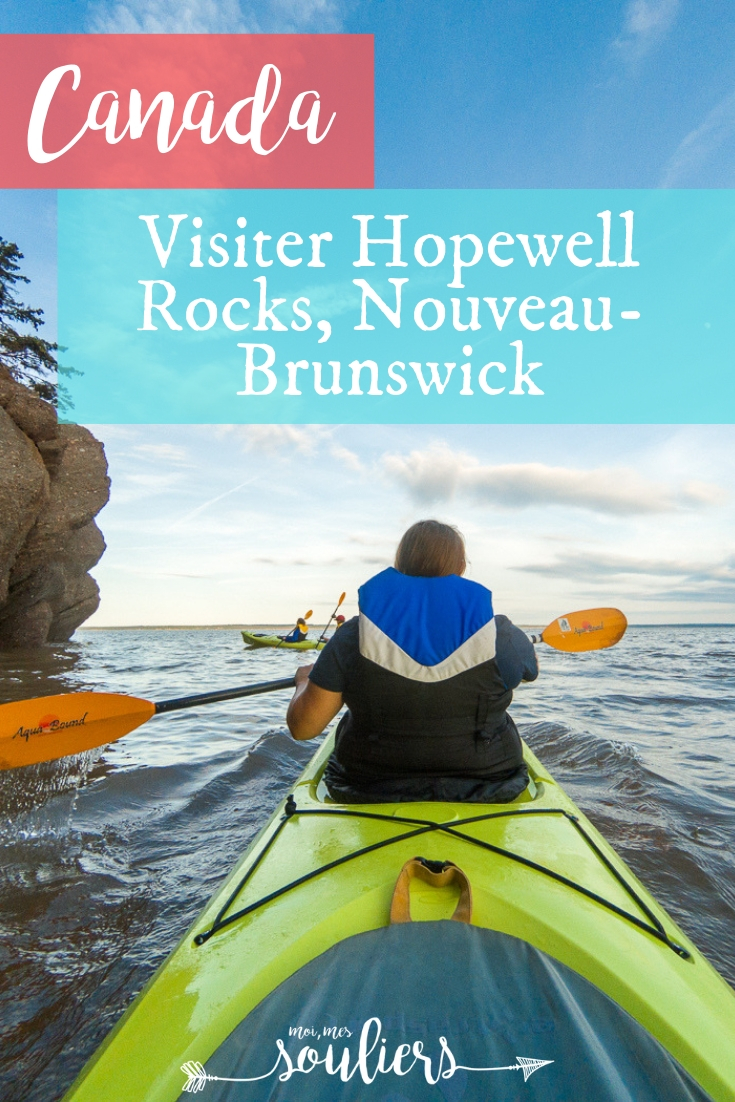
<box><xmin>287</xmin><ymin>519</ymin><xmax>538</xmax><ymax>803</ymax></box>
<box><xmin>333</xmin><ymin>615</ymin><xmax>346</xmax><ymax>630</ymax></box>
<box><xmin>280</xmin><ymin>618</ymin><xmax>309</xmax><ymax>644</ymax></box>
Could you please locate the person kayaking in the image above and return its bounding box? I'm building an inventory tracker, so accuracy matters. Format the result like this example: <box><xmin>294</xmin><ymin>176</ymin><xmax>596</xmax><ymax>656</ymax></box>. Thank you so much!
<box><xmin>287</xmin><ymin>519</ymin><xmax>538</xmax><ymax>803</ymax></box>
<box><xmin>333</xmin><ymin>615</ymin><xmax>346</xmax><ymax>630</ymax></box>
<box><xmin>280</xmin><ymin>617</ymin><xmax>309</xmax><ymax>644</ymax></box>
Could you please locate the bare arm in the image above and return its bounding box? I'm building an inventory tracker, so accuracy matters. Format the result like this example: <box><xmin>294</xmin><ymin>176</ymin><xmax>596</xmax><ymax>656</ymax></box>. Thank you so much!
<box><xmin>287</xmin><ymin>664</ymin><xmax>343</xmax><ymax>740</ymax></box>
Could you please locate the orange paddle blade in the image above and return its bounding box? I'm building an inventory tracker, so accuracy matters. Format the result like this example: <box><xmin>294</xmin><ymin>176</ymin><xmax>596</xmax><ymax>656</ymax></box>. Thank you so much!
<box><xmin>0</xmin><ymin>692</ymin><xmax>156</xmax><ymax>770</ymax></box>
<box><xmin>541</xmin><ymin>608</ymin><xmax>628</xmax><ymax>652</ymax></box>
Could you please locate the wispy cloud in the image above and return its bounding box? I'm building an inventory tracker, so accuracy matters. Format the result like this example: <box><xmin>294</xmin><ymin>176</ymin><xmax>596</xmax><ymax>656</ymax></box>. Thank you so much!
<box><xmin>165</xmin><ymin>477</ymin><xmax>258</xmax><ymax>531</ymax></box>
<box><xmin>112</xmin><ymin>470</ymin><xmax>188</xmax><ymax>504</ymax></box>
<box><xmin>88</xmin><ymin>0</ymin><xmax>248</xmax><ymax>32</ymax></box>
<box><xmin>265</xmin><ymin>0</ymin><xmax>343</xmax><ymax>32</ymax></box>
<box><xmin>611</xmin><ymin>0</ymin><xmax>680</xmax><ymax>64</ymax></box>
<box><xmin>253</xmin><ymin>554</ymin><xmax>347</xmax><ymax>566</ymax></box>
<box><xmin>219</xmin><ymin>423</ymin><xmax>330</xmax><ymax>457</ymax></box>
<box><xmin>131</xmin><ymin>442</ymin><xmax>191</xmax><ymax>465</ymax></box>
<box><xmin>520</xmin><ymin>550</ymin><xmax>735</xmax><ymax>604</ymax></box>
<box><xmin>660</xmin><ymin>89</ymin><xmax>735</xmax><ymax>186</ymax></box>
<box><xmin>381</xmin><ymin>444</ymin><xmax>726</xmax><ymax>516</ymax></box>
<box><xmin>329</xmin><ymin>444</ymin><xmax>364</xmax><ymax>472</ymax></box>
<box><xmin>522</xmin><ymin>550</ymin><xmax>707</xmax><ymax>580</ymax></box>
<box><xmin>87</xmin><ymin>425</ymin><xmax>139</xmax><ymax>441</ymax></box>
<box><xmin>87</xmin><ymin>0</ymin><xmax>344</xmax><ymax>33</ymax></box>
<box><xmin>215</xmin><ymin>425</ymin><xmax>367</xmax><ymax>475</ymax></box>
<box><xmin>348</xmin><ymin>532</ymin><xmax>392</xmax><ymax>547</ymax></box>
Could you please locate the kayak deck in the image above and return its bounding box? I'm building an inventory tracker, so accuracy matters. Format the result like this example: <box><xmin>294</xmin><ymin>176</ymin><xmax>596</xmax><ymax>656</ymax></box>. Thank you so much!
<box><xmin>64</xmin><ymin>736</ymin><xmax>735</xmax><ymax>1102</ymax></box>
<box><xmin>242</xmin><ymin>631</ymin><xmax>325</xmax><ymax>651</ymax></box>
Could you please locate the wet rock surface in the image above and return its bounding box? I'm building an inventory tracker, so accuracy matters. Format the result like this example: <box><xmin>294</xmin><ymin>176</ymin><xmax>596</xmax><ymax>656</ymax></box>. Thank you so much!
<box><xmin>0</xmin><ymin>366</ymin><xmax>109</xmax><ymax>649</ymax></box>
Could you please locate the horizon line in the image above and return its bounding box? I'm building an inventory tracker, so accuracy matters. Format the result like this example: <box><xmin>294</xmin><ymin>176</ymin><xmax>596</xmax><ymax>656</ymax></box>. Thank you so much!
<box><xmin>78</xmin><ymin>622</ymin><xmax>735</xmax><ymax>631</ymax></box>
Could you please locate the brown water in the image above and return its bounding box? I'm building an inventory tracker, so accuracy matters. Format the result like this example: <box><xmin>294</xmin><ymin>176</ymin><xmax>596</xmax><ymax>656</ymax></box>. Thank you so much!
<box><xmin>1</xmin><ymin>626</ymin><xmax>734</xmax><ymax>1101</ymax></box>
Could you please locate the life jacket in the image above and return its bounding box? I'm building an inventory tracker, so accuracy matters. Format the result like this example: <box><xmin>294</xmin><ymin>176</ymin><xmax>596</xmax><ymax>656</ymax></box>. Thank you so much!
<box><xmin>330</xmin><ymin>567</ymin><xmax>522</xmax><ymax>783</ymax></box>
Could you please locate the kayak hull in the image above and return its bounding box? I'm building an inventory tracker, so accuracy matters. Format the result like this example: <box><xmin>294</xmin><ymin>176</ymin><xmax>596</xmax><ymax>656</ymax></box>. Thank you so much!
<box><xmin>63</xmin><ymin>737</ymin><xmax>735</xmax><ymax>1102</ymax></box>
<box><xmin>242</xmin><ymin>631</ymin><xmax>325</xmax><ymax>651</ymax></box>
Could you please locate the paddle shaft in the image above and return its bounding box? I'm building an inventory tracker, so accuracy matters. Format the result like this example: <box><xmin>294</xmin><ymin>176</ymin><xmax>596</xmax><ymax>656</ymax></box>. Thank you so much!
<box><xmin>0</xmin><ymin>605</ymin><xmax>625</xmax><ymax>771</ymax></box>
<box><xmin>154</xmin><ymin>676</ymin><xmax>296</xmax><ymax>715</ymax></box>
<box><xmin>318</xmin><ymin>593</ymin><xmax>346</xmax><ymax>644</ymax></box>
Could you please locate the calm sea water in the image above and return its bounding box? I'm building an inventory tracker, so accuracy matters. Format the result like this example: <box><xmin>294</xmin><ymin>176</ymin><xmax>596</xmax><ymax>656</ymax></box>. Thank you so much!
<box><xmin>1</xmin><ymin>626</ymin><xmax>734</xmax><ymax>1101</ymax></box>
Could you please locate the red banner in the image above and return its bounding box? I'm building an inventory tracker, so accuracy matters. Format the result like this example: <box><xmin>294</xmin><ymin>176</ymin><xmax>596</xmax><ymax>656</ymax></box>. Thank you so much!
<box><xmin>0</xmin><ymin>34</ymin><xmax>373</xmax><ymax>188</ymax></box>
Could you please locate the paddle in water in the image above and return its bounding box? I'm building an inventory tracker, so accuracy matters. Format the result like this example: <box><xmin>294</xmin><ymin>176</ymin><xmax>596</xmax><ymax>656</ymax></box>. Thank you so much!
<box><xmin>0</xmin><ymin>606</ymin><xmax>626</xmax><ymax>771</ymax></box>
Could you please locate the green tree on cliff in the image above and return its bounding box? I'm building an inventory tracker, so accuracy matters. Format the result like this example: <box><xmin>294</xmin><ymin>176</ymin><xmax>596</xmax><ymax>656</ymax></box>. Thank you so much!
<box><xmin>0</xmin><ymin>236</ymin><xmax>76</xmax><ymax>409</ymax></box>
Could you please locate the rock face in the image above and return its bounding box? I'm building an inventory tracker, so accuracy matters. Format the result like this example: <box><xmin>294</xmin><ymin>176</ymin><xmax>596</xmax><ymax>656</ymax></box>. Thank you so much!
<box><xmin>0</xmin><ymin>365</ymin><xmax>110</xmax><ymax>648</ymax></box>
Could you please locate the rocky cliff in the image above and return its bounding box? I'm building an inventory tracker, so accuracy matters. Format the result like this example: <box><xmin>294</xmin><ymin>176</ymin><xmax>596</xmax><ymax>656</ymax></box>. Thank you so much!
<box><xmin>0</xmin><ymin>365</ymin><xmax>109</xmax><ymax>648</ymax></box>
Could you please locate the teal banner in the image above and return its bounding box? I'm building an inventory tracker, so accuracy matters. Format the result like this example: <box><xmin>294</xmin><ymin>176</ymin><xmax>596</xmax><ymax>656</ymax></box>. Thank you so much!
<box><xmin>58</xmin><ymin>189</ymin><xmax>735</xmax><ymax>423</ymax></box>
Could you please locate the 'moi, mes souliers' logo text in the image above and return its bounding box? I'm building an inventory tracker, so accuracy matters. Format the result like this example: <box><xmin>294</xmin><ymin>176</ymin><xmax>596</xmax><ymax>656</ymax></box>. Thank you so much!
<box><xmin>181</xmin><ymin>1017</ymin><xmax>554</xmax><ymax>1093</ymax></box>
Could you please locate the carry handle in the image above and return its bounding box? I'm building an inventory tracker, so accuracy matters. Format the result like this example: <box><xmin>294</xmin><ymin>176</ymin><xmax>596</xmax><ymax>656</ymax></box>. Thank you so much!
<box><xmin>389</xmin><ymin>857</ymin><xmax>473</xmax><ymax>924</ymax></box>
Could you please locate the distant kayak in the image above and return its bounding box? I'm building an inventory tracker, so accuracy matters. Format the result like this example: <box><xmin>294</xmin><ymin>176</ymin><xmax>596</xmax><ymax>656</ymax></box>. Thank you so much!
<box><xmin>242</xmin><ymin>630</ymin><xmax>326</xmax><ymax>651</ymax></box>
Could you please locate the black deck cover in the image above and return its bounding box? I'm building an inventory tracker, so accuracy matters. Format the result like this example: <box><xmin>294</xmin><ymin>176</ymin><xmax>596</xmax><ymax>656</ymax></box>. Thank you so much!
<box><xmin>179</xmin><ymin>922</ymin><xmax>713</xmax><ymax>1101</ymax></box>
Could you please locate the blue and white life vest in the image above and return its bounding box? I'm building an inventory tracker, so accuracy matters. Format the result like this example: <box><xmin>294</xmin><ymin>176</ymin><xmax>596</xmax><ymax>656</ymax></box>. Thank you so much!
<box><xmin>324</xmin><ymin>566</ymin><xmax>526</xmax><ymax>796</ymax></box>
<box><xmin>358</xmin><ymin>567</ymin><xmax>497</xmax><ymax>682</ymax></box>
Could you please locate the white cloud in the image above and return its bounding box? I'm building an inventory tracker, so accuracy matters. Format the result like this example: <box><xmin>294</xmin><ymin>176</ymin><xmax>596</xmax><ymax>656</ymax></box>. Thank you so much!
<box><xmin>112</xmin><ymin>470</ymin><xmax>188</xmax><ymax>503</ymax></box>
<box><xmin>253</xmin><ymin>554</ymin><xmax>347</xmax><ymax>566</ymax></box>
<box><xmin>520</xmin><ymin>550</ymin><xmax>735</xmax><ymax>604</ymax></box>
<box><xmin>88</xmin><ymin>0</ymin><xmax>248</xmax><ymax>32</ymax></box>
<box><xmin>348</xmin><ymin>532</ymin><xmax>391</xmax><ymax>546</ymax></box>
<box><xmin>87</xmin><ymin>0</ymin><xmax>344</xmax><ymax>33</ymax></box>
<box><xmin>131</xmin><ymin>442</ymin><xmax>191</xmax><ymax>465</ymax></box>
<box><xmin>265</xmin><ymin>0</ymin><xmax>343</xmax><ymax>32</ymax></box>
<box><xmin>86</xmin><ymin>425</ymin><xmax>139</xmax><ymax>441</ymax></box>
<box><xmin>381</xmin><ymin>444</ymin><xmax>726</xmax><ymax>516</ymax></box>
<box><xmin>611</xmin><ymin>0</ymin><xmax>680</xmax><ymax>63</ymax></box>
<box><xmin>660</xmin><ymin>89</ymin><xmax>735</xmax><ymax>186</ymax></box>
<box><xmin>329</xmin><ymin>444</ymin><xmax>364</xmax><ymax>472</ymax></box>
<box><xmin>216</xmin><ymin>426</ymin><xmax>367</xmax><ymax>474</ymax></box>
<box><xmin>523</xmin><ymin>550</ymin><xmax>709</xmax><ymax>579</ymax></box>
<box><xmin>218</xmin><ymin>423</ymin><xmax>329</xmax><ymax>456</ymax></box>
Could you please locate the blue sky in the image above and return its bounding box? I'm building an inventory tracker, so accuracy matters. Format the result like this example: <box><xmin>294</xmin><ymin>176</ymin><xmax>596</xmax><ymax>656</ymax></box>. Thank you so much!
<box><xmin>1</xmin><ymin>0</ymin><xmax>735</xmax><ymax>625</ymax></box>
<box><xmin>3</xmin><ymin>0</ymin><xmax>735</xmax><ymax>188</ymax></box>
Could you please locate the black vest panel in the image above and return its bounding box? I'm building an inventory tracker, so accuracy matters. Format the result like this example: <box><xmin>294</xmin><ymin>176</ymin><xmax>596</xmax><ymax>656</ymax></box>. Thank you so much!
<box><xmin>330</xmin><ymin>651</ymin><xmax>522</xmax><ymax>783</ymax></box>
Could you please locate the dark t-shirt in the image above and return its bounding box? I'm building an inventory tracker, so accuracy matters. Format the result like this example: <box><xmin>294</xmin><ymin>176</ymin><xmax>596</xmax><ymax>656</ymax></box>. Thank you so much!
<box><xmin>311</xmin><ymin>614</ymin><xmax>538</xmax><ymax>695</ymax></box>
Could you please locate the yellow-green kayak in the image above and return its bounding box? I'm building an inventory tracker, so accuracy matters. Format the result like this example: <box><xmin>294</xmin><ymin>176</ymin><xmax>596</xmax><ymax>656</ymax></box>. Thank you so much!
<box><xmin>63</xmin><ymin>736</ymin><xmax>735</xmax><ymax>1102</ymax></box>
<box><xmin>242</xmin><ymin>631</ymin><xmax>326</xmax><ymax>651</ymax></box>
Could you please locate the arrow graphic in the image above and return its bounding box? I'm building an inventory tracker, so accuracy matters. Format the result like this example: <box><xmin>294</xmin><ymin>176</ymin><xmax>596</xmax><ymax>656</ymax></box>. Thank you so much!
<box><xmin>456</xmin><ymin>1056</ymin><xmax>554</xmax><ymax>1081</ymax></box>
<box><xmin>181</xmin><ymin>1060</ymin><xmax>283</xmax><ymax>1093</ymax></box>
<box><xmin>517</xmin><ymin>1056</ymin><xmax>555</xmax><ymax>1081</ymax></box>
<box><xmin>181</xmin><ymin>1054</ymin><xmax>554</xmax><ymax>1093</ymax></box>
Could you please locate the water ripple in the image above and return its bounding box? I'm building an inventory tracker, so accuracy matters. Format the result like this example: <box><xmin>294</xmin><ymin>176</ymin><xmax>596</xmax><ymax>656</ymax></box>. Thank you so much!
<box><xmin>0</xmin><ymin>625</ymin><xmax>733</xmax><ymax>1101</ymax></box>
